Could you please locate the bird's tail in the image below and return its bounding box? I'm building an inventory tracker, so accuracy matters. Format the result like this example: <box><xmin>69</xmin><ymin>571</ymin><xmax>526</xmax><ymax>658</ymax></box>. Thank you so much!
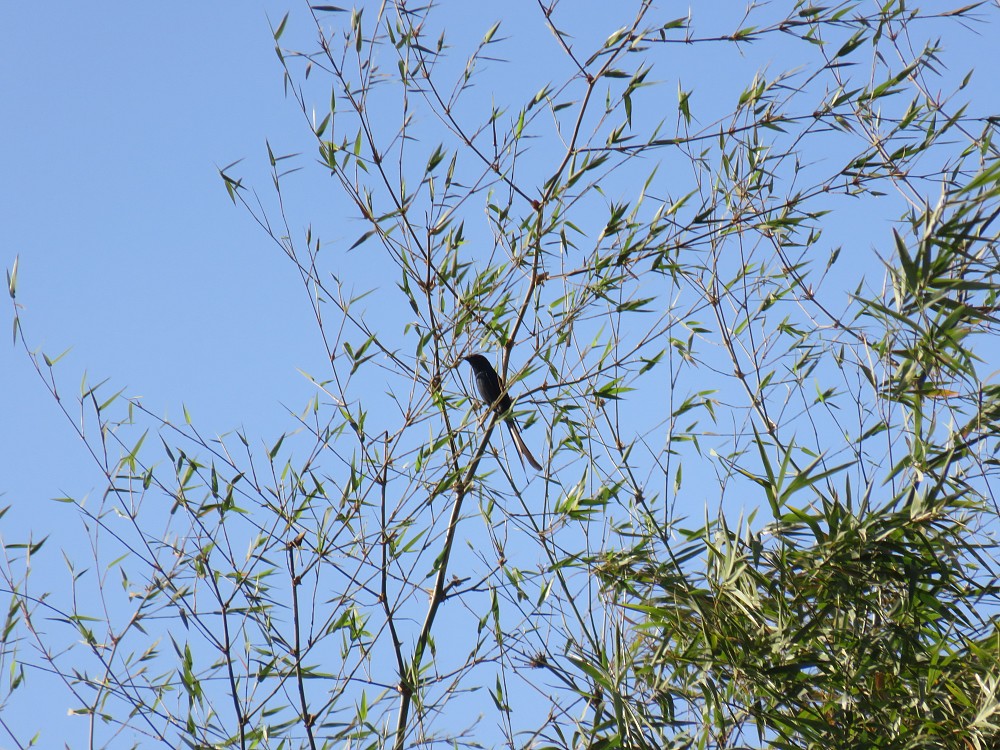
<box><xmin>507</xmin><ymin>421</ymin><xmax>542</xmax><ymax>471</ymax></box>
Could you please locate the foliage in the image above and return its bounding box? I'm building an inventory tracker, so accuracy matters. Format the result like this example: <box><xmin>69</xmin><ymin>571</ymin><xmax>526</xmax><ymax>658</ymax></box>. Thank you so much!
<box><xmin>5</xmin><ymin>1</ymin><xmax>1000</xmax><ymax>748</ymax></box>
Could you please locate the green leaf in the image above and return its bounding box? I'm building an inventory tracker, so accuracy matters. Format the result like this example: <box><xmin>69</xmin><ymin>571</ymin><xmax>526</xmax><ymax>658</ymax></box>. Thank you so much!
<box><xmin>482</xmin><ymin>21</ymin><xmax>501</xmax><ymax>45</ymax></box>
<box><xmin>6</xmin><ymin>256</ymin><xmax>17</xmax><ymax>299</ymax></box>
<box><xmin>349</xmin><ymin>230</ymin><xmax>377</xmax><ymax>251</ymax></box>
<box><xmin>269</xmin><ymin>434</ymin><xmax>285</xmax><ymax>460</ymax></box>
<box><xmin>834</xmin><ymin>30</ymin><xmax>866</xmax><ymax>59</ymax></box>
<box><xmin>273</xmin><ymin>12</ymin><xmax>288</xmax><ymax>41</ymax></box>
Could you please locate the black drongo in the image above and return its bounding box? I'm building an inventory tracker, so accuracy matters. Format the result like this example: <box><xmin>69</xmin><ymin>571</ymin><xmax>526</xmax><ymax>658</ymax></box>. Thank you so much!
<box><xmin>462</xmin><ymin>354</ymin><xmax>542</xmax><ymax>471</ymax></box>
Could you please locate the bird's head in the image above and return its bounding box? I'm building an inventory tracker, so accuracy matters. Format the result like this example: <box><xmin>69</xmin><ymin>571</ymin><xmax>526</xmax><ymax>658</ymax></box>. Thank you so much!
<box><xmin>461</xmin><ymin>353</ymin><xmax>490</xmax><ymax>369</ymax></box>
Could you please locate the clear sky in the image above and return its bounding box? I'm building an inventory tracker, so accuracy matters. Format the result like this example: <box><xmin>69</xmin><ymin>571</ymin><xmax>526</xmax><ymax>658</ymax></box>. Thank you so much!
<box><xmin>3</xmin><ymin>6</ymin><xmax>323</xmax><ymax>740</ymax></box>
<box><xmin>4</xmin><ymin>2</ymin><xmax>1000</xmax><ymax>747</ymax></box>
<box><xmin>6</xmin><ymin>4</ymin><xmax>997</xmax><ymax>507</ymax></box>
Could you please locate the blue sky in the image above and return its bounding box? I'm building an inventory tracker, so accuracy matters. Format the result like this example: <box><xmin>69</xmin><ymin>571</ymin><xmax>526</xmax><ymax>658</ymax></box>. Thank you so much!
<box><xmin>6</xmin><ymin>4</ymin><xmax>998</xmax><ymax>501</ymax></box>
<box><xmin>3</xmin><ymin>7</ymin><xmax>320</xmax><ymax>740</ymax></box>
<box><xmin>4</xmin><ymin>5</ymin><xmax>320</xmax><ymax>488</ymax></box>
<box><xmin>4</xmin><ymin>2</ymin><xmax>1000</xmax><ymax>747</ymax></box>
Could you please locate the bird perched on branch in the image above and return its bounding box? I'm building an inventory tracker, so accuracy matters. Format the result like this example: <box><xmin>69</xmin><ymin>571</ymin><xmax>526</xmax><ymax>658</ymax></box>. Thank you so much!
<box><xmin>462</xmin><ymin>354</ymin><xmax>542</xmax><ymax>471</ymax></box>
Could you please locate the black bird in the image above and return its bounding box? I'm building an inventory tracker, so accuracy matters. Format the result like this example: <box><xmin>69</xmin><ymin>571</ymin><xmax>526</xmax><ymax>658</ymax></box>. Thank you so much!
<box><xmin>462</xmin><ymin>354</ymin><xmax>542</xmax><ymax>471</ymax></box>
